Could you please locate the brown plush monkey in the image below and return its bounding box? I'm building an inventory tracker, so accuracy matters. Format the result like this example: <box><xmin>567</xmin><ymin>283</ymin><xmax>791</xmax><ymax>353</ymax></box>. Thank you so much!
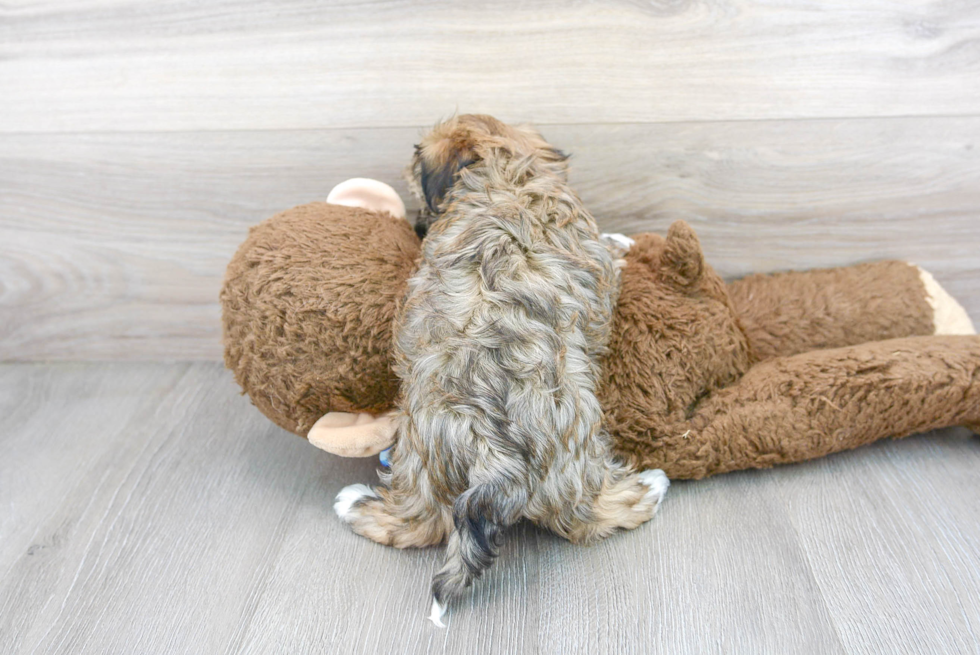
<box><xmin>221</xmin><ymin>180</ymin><xmax>978</xmax><ymax>479</ymax></box>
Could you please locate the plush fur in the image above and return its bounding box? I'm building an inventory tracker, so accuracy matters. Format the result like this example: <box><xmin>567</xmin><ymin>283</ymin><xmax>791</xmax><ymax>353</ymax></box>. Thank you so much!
<box><xmin>600</xmin><ymin>228</ymin><xmax>980</xmax><ymax>478</ymax></box>
<box><xmin>222</xmin><ymin>199</ymin><xmax>980</xmax><ymax>474</ymax></box>
<box><xmin>728</xmin><ymin>261</ymin><xmax>934</xmax><ymax>361</ymax></box>
<box><xmin>334</xmin><ymin>116</ymin><xmax>667</xmax><ymax>613</ymax></box>
<box><xmin>221</xmin><ymin>203</ymin><xmax>418</xmax><ymax>435</ymax></box>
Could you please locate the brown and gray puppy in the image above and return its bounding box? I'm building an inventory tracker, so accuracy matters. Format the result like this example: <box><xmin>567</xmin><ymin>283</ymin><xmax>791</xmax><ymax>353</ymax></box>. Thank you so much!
<box><xmin>334</xmin><ymin>115</ymin><xmax>668</xmax><ymax>625</ymax></box>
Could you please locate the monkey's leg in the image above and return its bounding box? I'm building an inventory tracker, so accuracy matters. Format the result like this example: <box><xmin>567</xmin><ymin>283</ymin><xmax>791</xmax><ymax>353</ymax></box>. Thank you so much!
<box><xmin>632</xmin><ymin>335</ymin><xmax>980</xmax><ymax>480</ymax></box>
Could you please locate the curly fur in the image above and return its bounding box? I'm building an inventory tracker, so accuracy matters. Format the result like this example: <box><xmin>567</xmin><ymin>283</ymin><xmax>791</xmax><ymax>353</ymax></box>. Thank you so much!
<box><xmin>335</xmin><ymin>115</ymin><xmax>667</xmax><ymax>616</ymax></box>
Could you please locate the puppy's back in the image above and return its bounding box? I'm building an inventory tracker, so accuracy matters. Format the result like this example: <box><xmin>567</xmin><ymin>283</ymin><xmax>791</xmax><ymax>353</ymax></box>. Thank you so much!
<box><xmin>397</xmin><ymin>141</ymin><xmax>619</xmax><ymax>609</ymax></box>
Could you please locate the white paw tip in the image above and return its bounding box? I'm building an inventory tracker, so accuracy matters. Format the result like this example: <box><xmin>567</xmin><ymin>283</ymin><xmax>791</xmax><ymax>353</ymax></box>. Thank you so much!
<box><xmin>428</xmin><ymin>598</ymin><xmax>447</xmax><ymax>628</ymax></box>
<box><xmin>602</xmin><ymin>233</ymin><xmax>635</xmax><ymax>250</ymax></box>
<box><xmin>638</xmin><ymin>469</ymin><xmax>670</xmax><ymax>505</ymax></box>
<box><xmin>333</xmin><ymin>483</ymin><xmax>376</xmax><ymax>520</ymax></box>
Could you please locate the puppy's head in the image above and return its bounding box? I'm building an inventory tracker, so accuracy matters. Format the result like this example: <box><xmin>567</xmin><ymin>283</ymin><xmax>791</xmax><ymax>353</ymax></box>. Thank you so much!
<box><xmin>406</xmin><ymin>114</ymin><xmax>568</xmax><ymax>238</ymax></box>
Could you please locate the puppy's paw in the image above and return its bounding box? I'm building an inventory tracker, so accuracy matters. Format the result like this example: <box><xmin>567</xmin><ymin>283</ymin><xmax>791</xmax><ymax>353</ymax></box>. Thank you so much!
<box><xmin>334</xmin><ymin>484</ymin><xmax>378</xmax><ymax>521</ymax></box>
<box><xmin>637</xmin><ymin>469</ymin><xmax>669</xmax><ymax>512</ymax></box>
<box><xmin>601</xmin><ymin>232</ymin><xmax>634</xmax><ymax>259</ymax></box>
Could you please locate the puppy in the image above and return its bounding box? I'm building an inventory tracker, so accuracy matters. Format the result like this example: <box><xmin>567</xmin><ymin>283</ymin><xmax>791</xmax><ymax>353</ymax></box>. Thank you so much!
<box><xmin>334</xmin><ymin>115</ymin><xmax>668</xmax><ymax>626</ymax></box>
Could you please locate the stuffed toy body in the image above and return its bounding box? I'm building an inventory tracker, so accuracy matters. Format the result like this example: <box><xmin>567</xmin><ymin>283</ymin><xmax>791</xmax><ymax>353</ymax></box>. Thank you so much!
<box><xmin>221</xmin><ymin>183</ymin><xmax>979</xmax><ymax>479</ymax></box>
<box><xmin>602</xmin><ymin>224</ymin><xmax>979</xmax><ymax>478</ymax></box>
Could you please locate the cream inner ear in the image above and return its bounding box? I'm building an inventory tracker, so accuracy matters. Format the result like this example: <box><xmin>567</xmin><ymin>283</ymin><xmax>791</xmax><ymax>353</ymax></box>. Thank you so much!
<box><xmin>307</xmin><ymin>411</ymin><xmax>398</xmax><ymax>458</ymax></box>
<box><xmin>326</xmin><ymin>178</ymin><xmax>407</xmax><ymax>221</ymax></box>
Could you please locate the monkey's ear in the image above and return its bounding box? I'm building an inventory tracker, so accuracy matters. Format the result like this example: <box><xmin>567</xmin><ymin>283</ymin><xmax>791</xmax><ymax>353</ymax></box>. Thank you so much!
<box><xmin>661</xmin><ymin>220</ymin><xmax>705</xmax><ymax>288</ymax></box>
<box><xmin>419</xmin><ymin>151</ymin><xmax>477</xmax><ymax>214</ymax></box>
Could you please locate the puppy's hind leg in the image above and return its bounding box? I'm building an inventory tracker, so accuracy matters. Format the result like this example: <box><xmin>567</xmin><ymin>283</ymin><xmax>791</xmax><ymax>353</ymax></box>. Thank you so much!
<box><xmin>335</xmin><ymin>451</ymin><xmax>451</xmax><ymax>549</ymax></box>
<box><xmin>541</xmin><ymin>467</ymin><xmax>669</xmax><ymax>545</ymax></box>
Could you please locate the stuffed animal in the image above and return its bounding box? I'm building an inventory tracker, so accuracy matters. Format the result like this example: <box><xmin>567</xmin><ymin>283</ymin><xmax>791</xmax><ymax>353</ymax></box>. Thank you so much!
<box><xmin>221</xmin><ymin>179</ymin><xmax>979</xmax><ymax>479</ymax></box>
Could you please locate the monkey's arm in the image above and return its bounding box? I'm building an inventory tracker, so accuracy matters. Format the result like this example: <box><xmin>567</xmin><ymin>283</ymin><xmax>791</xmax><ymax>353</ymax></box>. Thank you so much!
<box><xmin>726</xmin><ymin>261</ymin><xmax>974</xmax><ymax>362</ymax></box>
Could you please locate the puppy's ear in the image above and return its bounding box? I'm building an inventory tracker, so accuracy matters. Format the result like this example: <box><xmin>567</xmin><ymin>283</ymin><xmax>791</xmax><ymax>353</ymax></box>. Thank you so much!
<box><xmin>541</xmin><ymin>147</ymin><xmax>570</xmax><ymax>178</ymax></box>
<box><xmin>418</xmin><ymin>147</ymin><xmax>477</xmax><ymax>214</ymax></box>
<box><xmin>546</xmin><ymin>148</ymin><xmax>569</xmax><ymax>163</ymax></box>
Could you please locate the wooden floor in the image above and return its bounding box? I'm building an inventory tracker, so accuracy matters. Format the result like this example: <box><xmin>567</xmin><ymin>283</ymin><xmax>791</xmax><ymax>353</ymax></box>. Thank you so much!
<box><xmin>2</xmin><ymin>362</ymin><xmax>979</xmax><ymax>654</ymax></box>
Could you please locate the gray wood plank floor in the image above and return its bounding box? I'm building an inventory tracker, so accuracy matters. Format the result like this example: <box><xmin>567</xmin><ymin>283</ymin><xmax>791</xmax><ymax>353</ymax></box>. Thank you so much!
<box><xmin>2</xmin><ymin>362</ymin><xmax>978</xmax><ymax>654</ymax></box>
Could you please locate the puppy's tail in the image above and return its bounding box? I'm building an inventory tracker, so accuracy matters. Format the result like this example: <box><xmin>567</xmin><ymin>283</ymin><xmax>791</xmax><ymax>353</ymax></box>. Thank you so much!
<box><xmin>428</xmin><ymin>473</ymin><xmax>525</xmax><ymax>626</ymax></box>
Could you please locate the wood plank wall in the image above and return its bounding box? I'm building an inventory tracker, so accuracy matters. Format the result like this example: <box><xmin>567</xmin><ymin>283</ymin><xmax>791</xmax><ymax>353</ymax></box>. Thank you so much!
<box><xmin>1</xmin><ymin>1</ymin><xmax>978</xmax><ymax>360</ymax></box>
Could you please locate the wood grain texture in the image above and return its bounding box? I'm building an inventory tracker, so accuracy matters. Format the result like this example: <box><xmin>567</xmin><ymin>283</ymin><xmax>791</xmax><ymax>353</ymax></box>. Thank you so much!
<box><xmin>1</xmin><ymin>362</ymin><xmax>978</xmax><ymax>654</ymax></box>
<box><xmin>770</xmin><ymin>439</ymin><xmax>980</xmax><ymax>653</ymax></box>
<box><xmin>2</xmin><ymin>1</ymin><xmax>980</xmax><ymax>132</ymax></box>
<box><xmin>2</xmin><ymin>118</ymin><xmax>978</xmax><ymax>360</ymax></box>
